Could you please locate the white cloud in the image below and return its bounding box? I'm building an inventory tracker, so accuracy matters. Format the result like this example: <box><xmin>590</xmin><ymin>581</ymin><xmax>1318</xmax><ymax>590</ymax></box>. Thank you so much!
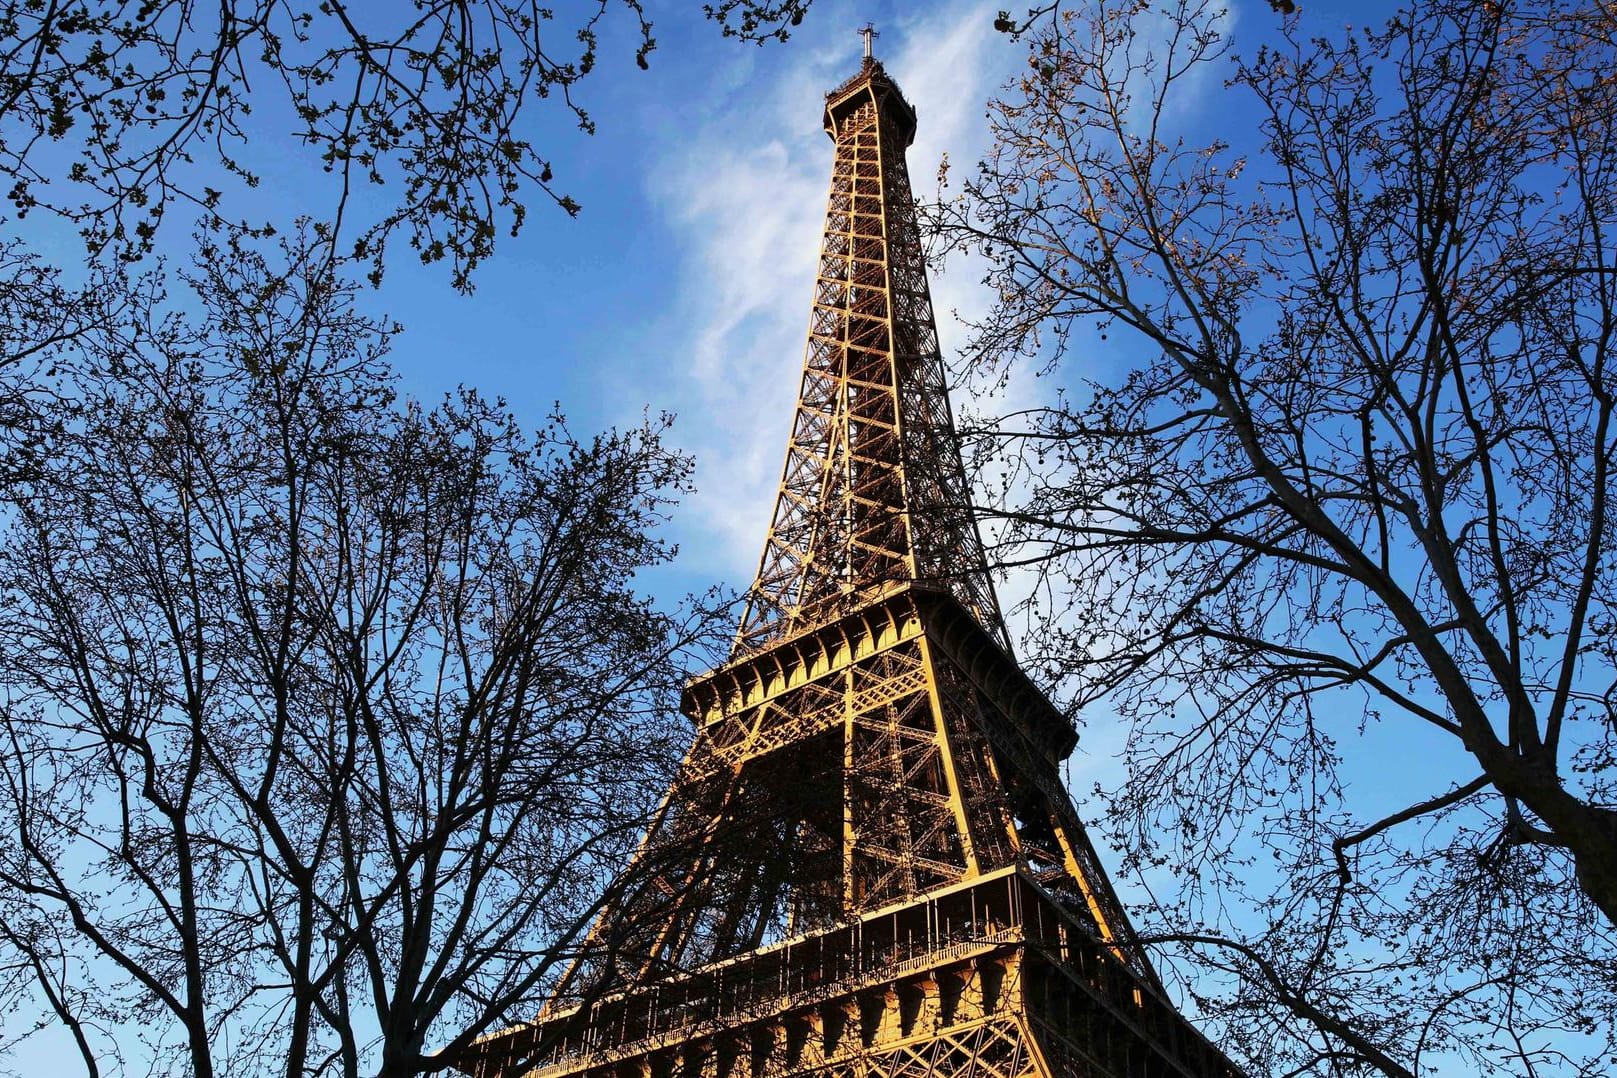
<box><xmin>647</xmin><ymin>120</ymin><xmax>822</xmax><ymax>565</ymax></box>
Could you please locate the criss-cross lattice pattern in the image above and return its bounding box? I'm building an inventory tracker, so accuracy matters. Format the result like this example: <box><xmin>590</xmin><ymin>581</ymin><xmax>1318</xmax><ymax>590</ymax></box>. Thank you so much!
<box><xmin>736</xmin><ymin>61</ymin><xmax>1008</xmax><ymax>656</ymax></box>
<box><xmin>538</xmin><ymin>592</ymin><xmax>1156</xmax><ymax>1006</ymax></box>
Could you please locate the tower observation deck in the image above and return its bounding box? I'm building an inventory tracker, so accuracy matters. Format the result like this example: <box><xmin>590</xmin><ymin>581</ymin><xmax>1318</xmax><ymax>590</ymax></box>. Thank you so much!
<box><xmin>458</xmin><ymin>49</ymin><xmax>1242</xmax><ymax>1078</ymax></box>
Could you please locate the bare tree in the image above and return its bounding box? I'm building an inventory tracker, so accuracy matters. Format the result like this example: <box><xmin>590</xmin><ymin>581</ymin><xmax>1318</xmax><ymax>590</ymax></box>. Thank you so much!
<box><xmin>0</xmin><ymin>229</ymin><xmax>723</xmax><ymax>1076</ymax></box>
<box><xmin>938</xmin><ymin>1</ymin><xmax>1617</xmax><ymax>1074</ymax></box>
<box><xmin>0</xmin><ymin>0</ymin><xmax>813</xmax><ymax>288</ymax></box>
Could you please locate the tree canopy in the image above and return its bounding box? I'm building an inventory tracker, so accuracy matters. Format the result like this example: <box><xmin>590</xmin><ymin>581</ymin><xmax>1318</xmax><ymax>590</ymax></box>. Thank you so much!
<box><xmin>0</xmin><ymin>0</ymin><xmax>811</xmax><ymax>288</ymax></box>
<box><xmin>943</xmin><ymin>1</ymin><xmax>1617</xmax><ymax>1073</ymax></box>
<box><xmin>0</xmin><ymin>3</ymin><xmax>816</xmax><ymax>1072</ymax></box>
<box><xmin>0</xmin><ymin>231</ymin><xmax>723</xmax><ymax>1075</ymax></box>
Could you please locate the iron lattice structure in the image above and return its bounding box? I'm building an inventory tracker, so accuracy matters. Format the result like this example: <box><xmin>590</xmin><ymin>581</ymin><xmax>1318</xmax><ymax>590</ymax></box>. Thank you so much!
<box><xmin>460</xmin><ymin>57</ymin><xmax>1241</xmax><ymax>1078</ymax></box>
<box><xmin>733</xmin><ymin>61</ymin><xmax>1008</xmax><ymax>658</ymax></box>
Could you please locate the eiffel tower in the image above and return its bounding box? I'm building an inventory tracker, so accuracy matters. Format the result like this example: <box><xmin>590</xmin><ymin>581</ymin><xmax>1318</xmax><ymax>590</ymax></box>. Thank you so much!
<box><xmin>459</xmin><ymin>39</ymin><xmax>1240</xmax><ymax>1078</ymax></box>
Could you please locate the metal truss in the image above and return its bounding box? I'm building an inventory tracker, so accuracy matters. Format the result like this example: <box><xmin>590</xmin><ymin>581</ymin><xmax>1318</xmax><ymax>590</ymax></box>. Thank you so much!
<box><xmin>734</xmin><ymin>60</ymin><xmax>1008</xmax><ymax>657</ymax></box>
<box><xmin>550</xmin><ymin>590</ymin><xmax>1148</xmax><ymax>982</ymax></box>
<box><xmin>457</xmin><ymin>56</ymin><xmax>1240</xmax><ymax>1078</ymax></box>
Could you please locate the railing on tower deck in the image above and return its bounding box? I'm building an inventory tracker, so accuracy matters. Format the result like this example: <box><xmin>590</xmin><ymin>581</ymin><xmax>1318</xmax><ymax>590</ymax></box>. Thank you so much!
<box><xmin>457</xmin><ymin>868</ymin><xmax>1241</xmax><ymax>1078</ymax></box>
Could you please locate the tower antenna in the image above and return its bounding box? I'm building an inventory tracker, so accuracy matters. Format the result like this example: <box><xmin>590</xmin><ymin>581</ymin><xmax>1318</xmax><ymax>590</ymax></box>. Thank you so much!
<box><xmin>858</xmin><ymin>21</ymin><xmax>879</xmax><ymax>59</ymax></box>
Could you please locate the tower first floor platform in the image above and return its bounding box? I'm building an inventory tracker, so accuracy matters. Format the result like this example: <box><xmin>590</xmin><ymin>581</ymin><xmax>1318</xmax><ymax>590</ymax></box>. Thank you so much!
<box><xmin>458</xmin><ymin>869</ymin><xmax>1240</xmax><ymax>1078</ymax></box>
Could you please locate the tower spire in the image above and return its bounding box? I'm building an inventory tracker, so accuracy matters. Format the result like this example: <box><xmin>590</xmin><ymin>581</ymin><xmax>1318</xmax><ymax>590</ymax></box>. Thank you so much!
<box><xmin>859</xmin><ymin>21</ymin><xmax>878</xmax><ymax>59</ymax></box>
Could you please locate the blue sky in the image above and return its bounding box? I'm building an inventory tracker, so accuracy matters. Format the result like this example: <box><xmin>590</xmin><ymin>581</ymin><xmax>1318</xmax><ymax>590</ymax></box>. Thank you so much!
<box><xmin>13</xmin><ymin>0</ymin><xmax>1504</xmax><ymax>1071</ymax></box>
<box><xmin>10</xmin><ymin>0</ymin><xmax>1377</xmax><ymax>629</ymax></box>
<box><xmin>9</xmin><ymin>0</ymin><xmax>1390</xmax><ymax>606</ymax></box>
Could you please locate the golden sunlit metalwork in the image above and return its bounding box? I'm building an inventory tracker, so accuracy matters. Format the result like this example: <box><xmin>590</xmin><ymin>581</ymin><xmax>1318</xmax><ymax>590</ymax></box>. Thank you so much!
<box><xmin>460</xmin><ymin>53</ymin><xmax>1240</xmax><ymax>1078</ymax></box>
